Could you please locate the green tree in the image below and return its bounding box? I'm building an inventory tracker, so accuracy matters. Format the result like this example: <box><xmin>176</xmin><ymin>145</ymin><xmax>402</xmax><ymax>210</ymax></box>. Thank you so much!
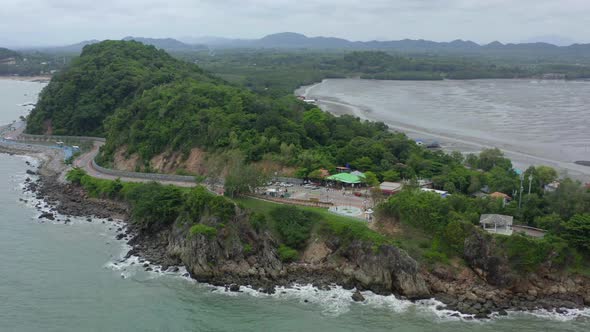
<box><xmin>382</xmin><ymin>169</ymin><xmax>401</xmax><ymax>182</ymax></box>
<box><xmin>443</xmin><ymin>220</ymin><xmax>469</xmax><ymax>254</ymax></box>
<box><xmin>478</xmin><ymin>148</ymin><xmax>512</xmax><ymax>171</ymax></box>
<box><xmin>535</xmin><ymin>166</ymin><xmax>558</xmax><ymax>187</ymax></box>
<box><xmin>561</xmin><ymin>214</ymin><xmax>590</xmax><ymax>252</ymax></box>
<box><xmin>362</xmin><ymin>171</ymin><xmax>379</xmax><ymax>186</ymax></box>
<box><xmin>487</xmin><ymin>166</ymin><xmax>518</xmax><ymax>194</ymax></box>
<box><xmin>534</xmin><ymin>213</ymin><xmax>563</xmax><ymax>232</ymax></box>
<box><xmin>545</xmin><ymin>178</ymin><xmax>590</xmax><ymax>220</ymax></box>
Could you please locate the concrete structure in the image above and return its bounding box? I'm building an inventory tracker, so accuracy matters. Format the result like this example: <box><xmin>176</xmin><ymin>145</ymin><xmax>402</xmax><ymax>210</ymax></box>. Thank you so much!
<box><xmin>420</xmin><ymin>187</ymin><xmax>449</xmax><ymax>198</ymax></box>
<box><xmin>512</xmin><ymin>225</ymin><xmax>546</xmax><ymax>238</ymax></box>
<box><xmin>380</xmin><ymin>181</ymin><xmax>402</xmax><ymax>195</ymax></box>
<box><xmin>544</xmin><ymin>181</ymin><xmax>560</xmax><ymax>192</ymax></box>
<box><xmin>480</xmin><ymin>214</ymin><xmax>514</xmax><ymax>235</ymax></box>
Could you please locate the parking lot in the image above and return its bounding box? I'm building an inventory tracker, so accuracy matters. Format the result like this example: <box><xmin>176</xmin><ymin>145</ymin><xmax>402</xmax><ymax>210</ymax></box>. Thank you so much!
<box><xmin>256</xmin><ymin>181</ymin><xmax>372</xmax><ymax>211</ymax></box>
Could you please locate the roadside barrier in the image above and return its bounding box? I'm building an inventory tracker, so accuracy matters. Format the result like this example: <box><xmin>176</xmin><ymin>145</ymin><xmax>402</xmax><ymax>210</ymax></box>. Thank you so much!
<box><xmin>90</xmin><ymin>159</ymin><xmax>197</xmax><ymax>183</ymax></box>
<box><xmin>17</xmin><ymin>133</ymin><xmax>106</xmax><ymax>143</ymax></box>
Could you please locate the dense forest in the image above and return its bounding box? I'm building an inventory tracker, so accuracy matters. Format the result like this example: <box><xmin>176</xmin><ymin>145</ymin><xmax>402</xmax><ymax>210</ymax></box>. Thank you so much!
<box><xmin>180</xmin><ymin>50</ymin><xmax>590</xmax><ymax>96</ymax></box>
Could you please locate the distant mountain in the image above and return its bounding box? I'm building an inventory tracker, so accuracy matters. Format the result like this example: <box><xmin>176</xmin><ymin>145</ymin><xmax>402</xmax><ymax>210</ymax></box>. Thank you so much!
<box><xmin>29</xmin><ymin>37</ymin><xmax>206</xmax><ymax>54</ymax></box>
<box><xmin>197</xmin><ymin>32</ymin><xmax>590</xmax><ymax>60</ymax></box>
<box><xmin>122</xmin><ymin>36</ymin><xmax>206</xmax><ymax>51</ymax></box>
<box><xmin>180</xmin><ymin>36</ymin><xmax>250</xmax><ymax>46</ymax></box>
<box><xmin>522</xmin><ymin>35</ymin><xmax>577</xmax><ymax>47</ymax></box>
<box><xmin>38</xmin><ymin>40</ymin><xmax>101</xmax><ymax>53</ymax></box>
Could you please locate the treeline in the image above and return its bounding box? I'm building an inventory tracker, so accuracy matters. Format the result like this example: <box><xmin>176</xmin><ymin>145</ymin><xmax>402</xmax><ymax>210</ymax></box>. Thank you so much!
<box><xmin>184</xmin><ymin>50</ymin><xmax>590</xmax><ymax>96</ymax></box>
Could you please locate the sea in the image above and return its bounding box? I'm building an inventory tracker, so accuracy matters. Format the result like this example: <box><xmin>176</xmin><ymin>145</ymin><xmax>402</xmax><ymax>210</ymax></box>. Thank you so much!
<box><xmin>0</xmin><ymin>78</ymin><xmax>589</xmax><ymax>331</ymax></box>
<box><xmin>300</xmin><ymin>79</ymin><xmax>590</xmax><ymax>182</ymax></box>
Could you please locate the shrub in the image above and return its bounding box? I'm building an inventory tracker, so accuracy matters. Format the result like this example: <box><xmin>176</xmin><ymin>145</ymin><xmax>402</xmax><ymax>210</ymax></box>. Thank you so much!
<box><xmin>321</xmin><ymin>218</ymin><xmax>389</xmax><ymax>247</ymax></box>
<box><xmin>66</xmin><ymin>168</ymin><xmax>87</xmax><ymax>185</ymax></box>
<box><xmin>423</xmin><ymin>237</ymin><xmax>449</xmax><ymax>264</ymax></box>
<box><xmin>243</xmin><ymin>243</ymin><xmax>253</xmax><ymax>255</ymax></box>
<box><xmin>270</xmin><ymin>206</ymin><xmax>316</xmax><ymax>249</ymax></box>
<box><xmin>423</xmin><ymin>249</ymin><xmax>449</xmax><ymax>265</ymax></box>
<box><xmin>250</xmin><ymin>212</ymin><xmax>268</xmax><ymax>231</ymax></box>
<box><xmin>442</xmin><ymin>220</ymin><xmax>470</xmax><ymax>254</ymax></box>
<box><xmin>183</xmin><ymin>186</ymin><xmax>235</xmax><ymax>223</ymax></box>
<box><xmin>189</xmin><ymin>224</ymin><xmax>218</xmax><ymax>239</ymax></box>
<box><xmin>493</xmin><ymin>234</ymin><xmax>576</xmax><ymax>273</ymax></box>
<box><xmin>126</xmin><ymin>182</ymin><xmax>183</xmax><ymax>226</ymax></box>
<box><xmin>278</xmin><ymin>244</ymin><xmax>298</xmax><ymax>262</ymax></box>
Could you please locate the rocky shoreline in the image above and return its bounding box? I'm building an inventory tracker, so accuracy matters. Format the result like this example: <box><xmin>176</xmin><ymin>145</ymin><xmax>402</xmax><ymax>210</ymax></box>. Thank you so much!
<box><xmin>14</xmin><ymin>152</ymin><xmax>590</xmax><ymax>320</ymax></box>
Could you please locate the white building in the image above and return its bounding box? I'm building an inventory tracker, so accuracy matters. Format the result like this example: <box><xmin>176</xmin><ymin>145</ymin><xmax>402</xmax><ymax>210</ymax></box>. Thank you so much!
<box><xmin>480</xmin><ymin>214</ymin><xmax>514</xmax><ymax>235</ymax></box>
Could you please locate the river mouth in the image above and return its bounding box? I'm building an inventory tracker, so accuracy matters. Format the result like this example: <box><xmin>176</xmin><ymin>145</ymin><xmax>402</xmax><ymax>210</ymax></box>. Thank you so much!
<box><xmin>298</xmin><ymin>79</ymin><xmax>590</xmax><ymax>182</ymax></box>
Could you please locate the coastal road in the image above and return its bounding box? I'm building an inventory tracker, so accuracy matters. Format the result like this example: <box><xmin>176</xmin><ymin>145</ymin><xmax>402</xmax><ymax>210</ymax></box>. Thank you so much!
<box><xmin>73</xmin><ymin>141</ymin><xmax>200</xmax><ymax>188</ymax></box>
<box><xmin>1</xmin><ymin>128</ymin><xmax>203</xmax><ymax>189</ymax></box>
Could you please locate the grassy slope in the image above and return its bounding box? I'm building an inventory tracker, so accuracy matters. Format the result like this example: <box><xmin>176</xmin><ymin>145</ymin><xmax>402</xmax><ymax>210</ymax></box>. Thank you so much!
<box><xmin>235</xmin><ymin>197</ymin><xmax>435</xmax><ymax>261</ymax></box>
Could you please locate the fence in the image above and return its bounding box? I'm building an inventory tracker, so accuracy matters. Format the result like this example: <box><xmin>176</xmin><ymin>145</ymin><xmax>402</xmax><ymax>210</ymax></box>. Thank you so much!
<box><xmin>91</xmin><ymin>159</ymin><xmax>197</xmax><ymax>183</ymax></box>
<box><xmin>17</xmin><ymin>134</ymin><xmax>106</xmax><ymax>143</ymax></box>
<box><xmin>245</xmin><ymin>193</ymin><xmax>333</xmax><ymax>208</ymax></box>
<box><xmin>273</xmin><ymin>177</ymin><xmax>304</xmax><ymax>185</ymax></box>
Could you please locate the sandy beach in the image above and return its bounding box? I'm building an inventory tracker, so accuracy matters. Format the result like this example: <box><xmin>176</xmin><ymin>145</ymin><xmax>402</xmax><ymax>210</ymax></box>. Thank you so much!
<box><xmin>298</xmin><ymin>79</ymin><xmax>590</xmax><ymax>182</ymax></box>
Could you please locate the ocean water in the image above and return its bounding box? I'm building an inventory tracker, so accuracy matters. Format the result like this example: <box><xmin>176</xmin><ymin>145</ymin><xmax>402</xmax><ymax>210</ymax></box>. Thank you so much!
<box><xmin>301</xmin><ymin>79</ymin><xmax>590</xmax><ymax>181</ymax></box>
<box><xmin>1</xmin><ymin>79</ymin><xmax>589</xmax><ymax>331</ymax></box>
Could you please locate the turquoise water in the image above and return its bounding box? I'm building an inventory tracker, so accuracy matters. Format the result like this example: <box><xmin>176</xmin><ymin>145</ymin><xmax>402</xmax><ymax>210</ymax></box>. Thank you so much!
<box><xmin>1</xmin><ymin>79</ymin><xmax>589</xmax><ymax>331</ymax></box>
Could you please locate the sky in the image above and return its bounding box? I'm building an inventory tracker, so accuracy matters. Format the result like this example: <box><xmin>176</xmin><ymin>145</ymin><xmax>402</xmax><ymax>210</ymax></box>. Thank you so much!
<box><xmin>2</xmin><ymin>0</ymin><xmax>590</xmax><ymax>47</ymax></box>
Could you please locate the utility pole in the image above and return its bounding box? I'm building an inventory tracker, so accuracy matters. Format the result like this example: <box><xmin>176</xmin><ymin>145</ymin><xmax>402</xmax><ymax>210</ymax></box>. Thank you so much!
<box><xmin>528</xmin><ymin>174</ymin><xmax>533</xmax><ymax>196</ymax></box>
<box><xmin>518</xmin><ymin>173</ymin><xmax>524</xmax><ymax>210</ymax></box>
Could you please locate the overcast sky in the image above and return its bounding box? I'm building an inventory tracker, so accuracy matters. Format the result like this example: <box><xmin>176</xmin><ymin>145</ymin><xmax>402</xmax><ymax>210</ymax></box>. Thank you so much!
<box><xmin>2</xmin><ymin>0</ymin><xmax>590</xmax><ymax>47</ymax></box>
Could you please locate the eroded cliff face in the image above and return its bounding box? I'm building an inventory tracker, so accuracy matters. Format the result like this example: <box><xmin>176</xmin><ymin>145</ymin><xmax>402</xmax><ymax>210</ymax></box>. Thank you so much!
<box><xmin>423</xmin><ymin>228</ymin><xmax>590</xmax><ymax>316</ymax></box>
<box><xmin>328</xmin><ymin>240</ymin><xmax>430</xmax><ymax>299</ymax></box>
<box><xmin>132</xmin><ymin>208</ymin><xmax>431</xmax><ymax>299</ymax></box>
<box><xmin>463</xmin><ymin>229</ymin><xmax>517</xmax><ymax>287</ymax></box>
<box><xmin>112</xmin><ymin>146</ymin><xmax>208</xmax><ymax>175</ymax></box>
<box><xmin>166</xmin><ymin>212</ymin><xmax>284</xmax><ymax>289</ymax></box>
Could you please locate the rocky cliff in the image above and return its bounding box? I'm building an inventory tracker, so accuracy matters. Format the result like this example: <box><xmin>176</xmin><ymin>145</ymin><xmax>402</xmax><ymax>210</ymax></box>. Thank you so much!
<box><xmin>129</xmin><ymin>207</ymin><xmax>431</xmax><ymax>299</ymax></box>
<box><xmin>426</xmin><ymin>229</ymin><xmax>590</xmax><ymax>317</ymax></box>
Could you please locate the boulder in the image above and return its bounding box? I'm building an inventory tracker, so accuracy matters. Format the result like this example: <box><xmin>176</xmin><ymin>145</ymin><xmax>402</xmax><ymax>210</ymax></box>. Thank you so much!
<box><xmin>38</xmin><ymin>212</ymin><xmax>55</xmax><ymax>221</ymax></box>
<box><xmin>352</xmin><ymin>290</ymin><xmax>365</xmax><ymax>302</ymax></box>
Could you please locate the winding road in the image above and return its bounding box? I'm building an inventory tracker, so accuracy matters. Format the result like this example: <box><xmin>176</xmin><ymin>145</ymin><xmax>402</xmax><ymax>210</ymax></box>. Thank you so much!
<box><xmin>1</xmin><ymin>126</ymin><xmax>204</xmax><ymax>189</ymax></box>
<box><xmin>73</xmin><ymin>141</ymin><xmax>199</xmax><ymax>188</ymax></box>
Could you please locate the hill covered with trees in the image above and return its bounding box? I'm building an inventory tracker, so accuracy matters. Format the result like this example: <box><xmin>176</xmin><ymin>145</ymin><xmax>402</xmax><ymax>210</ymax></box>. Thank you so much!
<box><xmin>26</xmin><ymin>41</ymin><xmax>216</xmax><ymax>136</ymax></box>
<box><xmin>28</xmin><ymin>41</ymin><xmax>441</xmax><ymax>181</ymax></box>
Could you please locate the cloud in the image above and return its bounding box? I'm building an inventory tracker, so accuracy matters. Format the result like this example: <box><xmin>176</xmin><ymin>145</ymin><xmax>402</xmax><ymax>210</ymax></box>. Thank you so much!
<box><xmin>1</xmin><ymin>0</ymin><xmax>589</xmax><ymax>46</ymax></box>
